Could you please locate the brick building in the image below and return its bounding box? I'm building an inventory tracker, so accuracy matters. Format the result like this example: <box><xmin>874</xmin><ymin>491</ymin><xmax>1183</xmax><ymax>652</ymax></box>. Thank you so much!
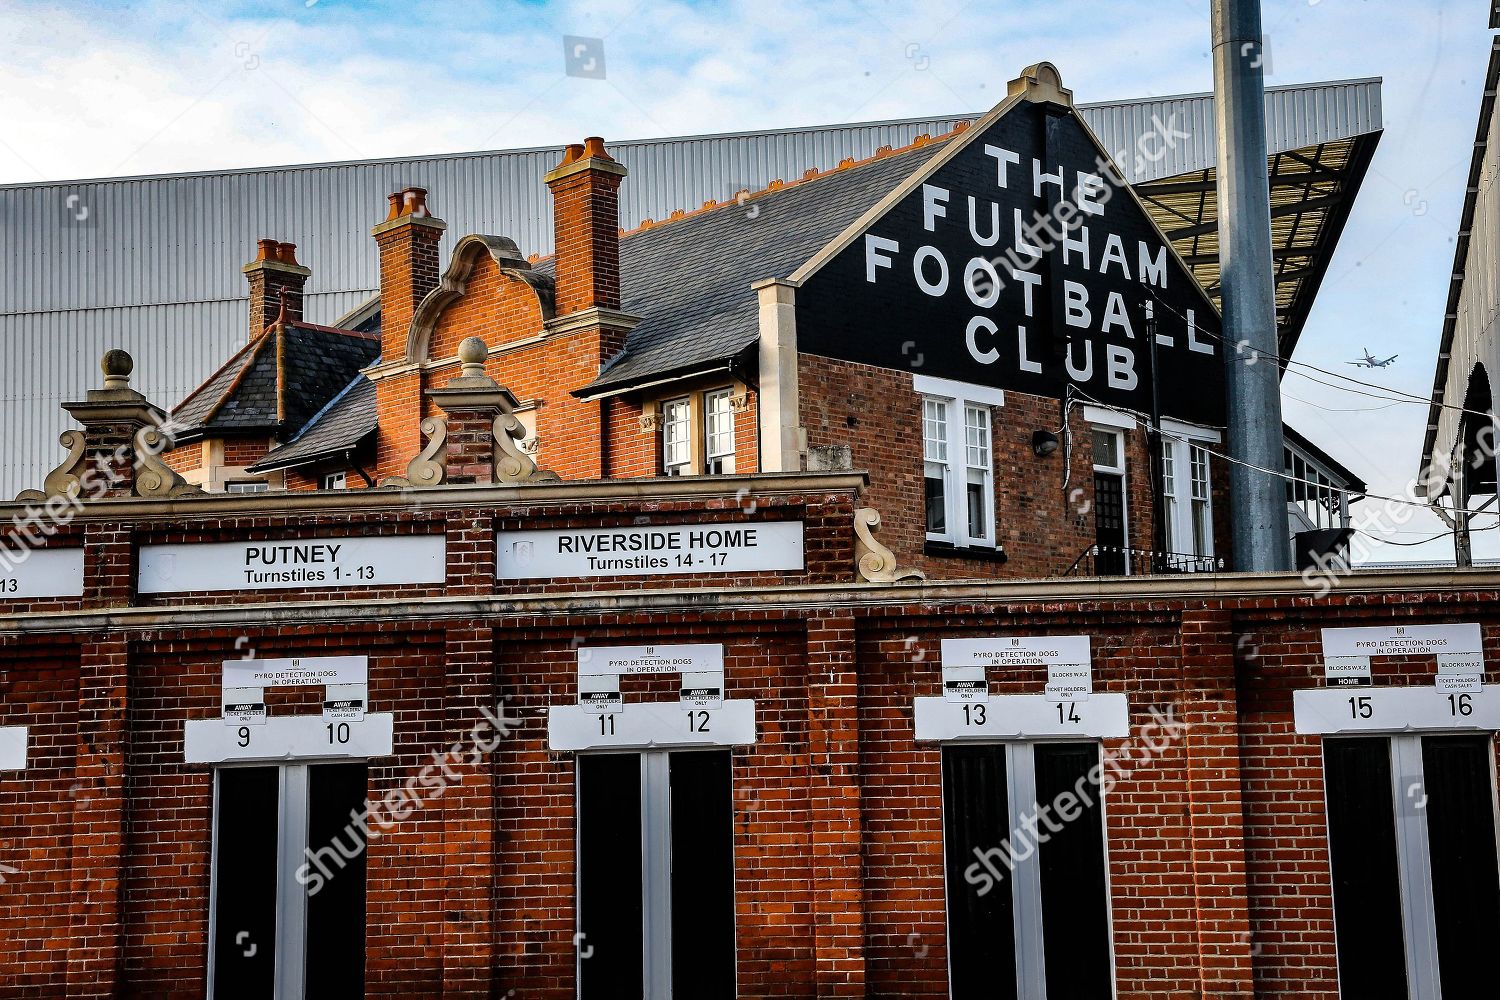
<box><xmin>4</xmin><ymin>63</ymin><xmax>1493</xmax><ymax>1000</ymax></box>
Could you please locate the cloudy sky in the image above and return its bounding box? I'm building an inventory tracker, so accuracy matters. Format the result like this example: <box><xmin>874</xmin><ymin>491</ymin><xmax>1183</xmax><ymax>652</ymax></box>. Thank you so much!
<box><xmin>0</xmin><ymin>0</ymin><xmax>1492</xmax><ymax>562</ymax></box>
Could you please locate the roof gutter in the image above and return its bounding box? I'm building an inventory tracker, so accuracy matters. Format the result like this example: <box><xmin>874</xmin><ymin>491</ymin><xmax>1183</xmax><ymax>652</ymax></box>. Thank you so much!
<box><xmin>573</xmin><ymin>353</ymin><xmax>752</xmax><ymax>402</ymax></box>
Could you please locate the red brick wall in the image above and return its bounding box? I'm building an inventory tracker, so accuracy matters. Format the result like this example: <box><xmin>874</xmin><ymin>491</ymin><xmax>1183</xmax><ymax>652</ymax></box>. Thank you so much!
<box><xmin>5</xmin><ymin>488</ymin><xmax>1499</xmax><ymax>999</ymax></box>
<box><xmin>0</xmin><ymin>641</ymin><xmax>80</xmax><ymax>995</ymax></box>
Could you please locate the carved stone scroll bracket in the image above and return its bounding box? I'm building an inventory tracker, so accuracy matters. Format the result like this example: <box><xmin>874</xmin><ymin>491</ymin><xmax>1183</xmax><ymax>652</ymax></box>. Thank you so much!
<box><xmin>381</xmin><ymin>416</ymin><xmax>448</xmax><ymax>488</ymax></box>
<box><xmin>133</xmin><ymin>427</ymin><xmax>203</xmax><ymax>498</ymax></box>
<box><xmin>494</xmin><ymin>410</ymin><xmax>559</xmax><ymax>484</ymax></box>
<box><xmin>16</xmin><ymin>430</ymin><xmax>87</xmax><ymax>502</ymax></box>
<box><xmin>854</xmin><ymin>507</ymin><xmax>925</xmax><ymax>584</ymax></box>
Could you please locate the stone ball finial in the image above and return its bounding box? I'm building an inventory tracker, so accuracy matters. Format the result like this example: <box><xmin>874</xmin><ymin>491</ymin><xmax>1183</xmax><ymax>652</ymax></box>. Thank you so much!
<box><xmin>458</xmin><ymin>337</ymin><xmax>488</xmax><ymax>378</ymax></box>
<box><xmin>101</xmin><ymin>349</ymin><xmax>133</xmax><ymax>390</ymax></box>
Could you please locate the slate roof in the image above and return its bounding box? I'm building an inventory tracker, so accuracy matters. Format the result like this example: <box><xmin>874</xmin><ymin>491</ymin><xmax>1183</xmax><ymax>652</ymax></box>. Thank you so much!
<box><xmin>248</xmin><ymin>374</ymin><xmax>377</xmax><ymax>472</ymax></box>
<box><xmin>564</xmin><ymin>141</ymin><xmax>947</xmax><ymax>395</ymax></box>
<box><xmin>170</xmin><ymin>320</ymin><xmax>380</xmax><ymax>439</ymax></box>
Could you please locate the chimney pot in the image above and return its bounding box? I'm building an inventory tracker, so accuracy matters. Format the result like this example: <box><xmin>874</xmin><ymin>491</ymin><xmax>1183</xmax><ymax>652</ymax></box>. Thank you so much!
<box><xmin>386</xmin><ymin>192</ymin><xmax>403</xmax><ymax>221</ymax></box>
<box><xmin>243</xmin><ymin>238</ymin><xmax>310</xmax><ymax>341</ymax></box>
<box><xmin>582</xmin><ymin>136</ymin><xmax>614</xmax><ymax>161</ymax></box>
<box><xmin>560</xmin><ymin>143</ymin><xmax>585</xmax><ymax>167</ymax></box>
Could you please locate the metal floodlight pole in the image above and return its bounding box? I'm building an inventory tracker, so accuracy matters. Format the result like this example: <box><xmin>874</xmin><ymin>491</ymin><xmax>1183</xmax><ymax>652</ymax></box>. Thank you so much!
<box><xmin>1211</xmin><ymin>0</ymin><xmax>1292</xmax><ymax>572</ymax></box>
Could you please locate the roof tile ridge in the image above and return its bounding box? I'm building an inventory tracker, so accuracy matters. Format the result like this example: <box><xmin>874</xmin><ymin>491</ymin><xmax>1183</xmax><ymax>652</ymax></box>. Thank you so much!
<box><xmin>609</xmin><ymin>119</ymin><xmax>971</xmax><ymax>241</ymax></box>
<box><xmin>173</xmin><ymin>329</ymin><xmax>275</xmax><ymax>423</ymax></box>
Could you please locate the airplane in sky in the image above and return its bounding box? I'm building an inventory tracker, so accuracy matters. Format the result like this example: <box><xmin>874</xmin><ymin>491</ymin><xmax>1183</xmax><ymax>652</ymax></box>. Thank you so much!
<box><xmin>1348</xmin><ymin>348</ymin><xmax>1398</xmax><ymax>369</ymax></box>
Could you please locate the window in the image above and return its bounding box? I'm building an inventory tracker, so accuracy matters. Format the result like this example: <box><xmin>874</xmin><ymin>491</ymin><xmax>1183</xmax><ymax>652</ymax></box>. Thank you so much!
<box><xmin>657</xmin><ymin>388</ymin><xmax>739</xmax><ymax>476</ymax></box>
<box><xmin>578</xmin><ymin>750</ymin><xmax>736</xmax><ymax>999</ymax></box>
<box><xmin>918</xmin><ymin>376</ymin><xmax>1001</xmax><ymax>548</ymax></box>
<box><xmin>225</xmin><ymin>480</ymin><xmax>269</xmax><ymax>494</ymax></box>
<box><xmin>1324</xmin><ymin>735</ymin><xmax>1500</xmax><ymax>997</ymax></box>
<box><xmin>943</xmin><ymin>742</ymin><xmax>1114</xmax><ymax>999</ymax></box>
<box><xmin>1091</xmin><ymin>428</ymin><xmax>1129</xmax><ymax>575</ymax></box>
<box><xmin>212</xmin><ymin>762</ymin><xmax>369</xmax><ymax>997</ymax></box>
<box><xmin>322</xmin><ymin>472</ymin><xmax>347</xmax><ymax>491</ymax></box>
<box><xmin>924</xmin><ymin>399</ymin><xmax>949</xmax><ymax>535</ymax></box>
<box><xmin>704</xmin><ymin>388</ymin><xmax>736</xmax><ymax>475</ymax></box>
<box><xmin>1160</xmin><ymin>423</ymin><xmax>1217</xmax><ymax>568</ymax></box>
<box><xmin>662</xmin><ymin>397</ymin><xmax>693</xmax><ymax>476</ymax></box>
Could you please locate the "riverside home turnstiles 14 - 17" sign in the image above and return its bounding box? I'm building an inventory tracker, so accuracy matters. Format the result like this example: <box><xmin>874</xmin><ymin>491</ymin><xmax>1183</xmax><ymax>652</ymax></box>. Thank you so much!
<box><xmin>796</xmin><ymin>94</ymin><xmax>1226</xmax><ymax>427</ymax></box>
<box><xmin>497</xmin><ymin>521</ymin><xmax>804</xmax><ymax>579</ymax></box>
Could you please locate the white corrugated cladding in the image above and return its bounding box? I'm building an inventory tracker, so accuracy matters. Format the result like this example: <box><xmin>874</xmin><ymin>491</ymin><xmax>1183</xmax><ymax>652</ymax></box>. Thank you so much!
<box><xmin>0</xmin><ymin>79</ymin><xmax>1381</xmax><ymax>498</ymax></box>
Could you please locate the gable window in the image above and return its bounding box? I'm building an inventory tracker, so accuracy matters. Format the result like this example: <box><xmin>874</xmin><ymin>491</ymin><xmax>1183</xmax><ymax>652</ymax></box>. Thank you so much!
<box><xmin>322</xmin><ymin>471</ymin><xmax>347</xmax><ymax>490</ymax></box>
<box><xmin>1160</xmin><ymin>420</ymin><xmax>1219</xmax><ymax>569</ymax></box>
<box><xmin>655</xmin><ymin>387</ymin><xmax>740</xmax><ymax>476</ymax></box>
<box><xmin>226</xmin><ymin>480</ymin><xmax>269</xmax><ymax>494</ymax></box>
<box><xmin>916</xmin><ymin>375</ymin><xmax>1002</xmax><ymax>548</ymax></box>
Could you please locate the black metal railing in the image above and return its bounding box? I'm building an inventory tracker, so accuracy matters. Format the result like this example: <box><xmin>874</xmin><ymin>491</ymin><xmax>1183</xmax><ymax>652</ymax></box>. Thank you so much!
<box><xmin>1063</xmin><ymin>544</ymin><xmax>1225</xmax><ymax>577</ymax></box>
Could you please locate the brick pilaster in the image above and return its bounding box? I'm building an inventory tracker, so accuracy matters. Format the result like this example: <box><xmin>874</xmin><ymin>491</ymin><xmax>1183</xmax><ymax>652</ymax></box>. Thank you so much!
<box><xmin>1180</xmin><ymin>608</ymin><xmax>1256</xmax><ymax>999</ymax></box>
<box><xmin>64</xmin><ymin>635</ymin><xmax>130</xmax><ymax>997</ymax></box>
<box><xmin>440</xmin><ymin>623</ymin><xmax>499</xmax><ymax>998</ymax></box>
<box><xmin>805</xmin><ymin>613</ymin><xmax>867</xmax><ymax>997</ymax></box>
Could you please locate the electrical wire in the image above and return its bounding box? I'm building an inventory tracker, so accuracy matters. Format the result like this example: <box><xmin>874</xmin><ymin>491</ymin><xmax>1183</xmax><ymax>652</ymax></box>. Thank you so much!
<box><xmin>1064</xmin><ymin>385</ymin><xmax>1477</xmax><ymax>516</ymax></box>
<box><xmin>1138</xmin><ymin>284</ymin><xmax>1495</xmax><ymax>421</ymax></box>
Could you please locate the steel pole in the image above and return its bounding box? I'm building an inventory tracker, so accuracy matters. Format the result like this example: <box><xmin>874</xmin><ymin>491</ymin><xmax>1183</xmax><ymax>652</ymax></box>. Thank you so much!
<box><xmin>1212</xmin><ymin>0</ymin><xmax>1292</xmax><ymax>571</ymax></box>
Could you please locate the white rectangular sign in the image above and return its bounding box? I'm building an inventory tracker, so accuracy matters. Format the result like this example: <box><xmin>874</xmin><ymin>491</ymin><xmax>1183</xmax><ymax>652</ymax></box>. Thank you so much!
<box><xmin>548</xmin><ymin>700</ymin><xmax>756</xmax><ymax>751</ymax></box>
<box><xmin>577</xmin><ymin>643</ymin><xmax>724</xmax><ymax>676</ymax></box>
<box><xmin>222</xmin><ymin>687</ymin><xmax>266</xmax><ymax>726</ymax></box>
<box><xmin>579</xmin><ymin>673</ymin><xmax>622</xmax><ymax>714</ymax></box>
<box><xmin>680</xmin><ymin>672</ymin><xmax>724</xmax><ymax>710</ymax></box>
<box><xmin>1321</xmin><ymin>624</ymin><xmax>1483</xmax><ymax>658</ymax></box>
<box><xmin>138</xmin><ymin>535</ymin><xmax>445</xmax><ymax>594</ymax></box>
<box><xmin>1437</xmin><ymin>652</ymin><xmax>1484</xmax><ymax>676</ymax></box>
<box><xmin>184</xmin><ymin>713</ymin><xmax>394</xmax><ymax>764</ymax></box>
<box><xmin>0</xmin><ymin>726</ymin><xmax>26</xmax><ymax>771</ymax></box>
<box><xmin>941</xmin><ymin>635</ymin><xmax>1093</xmax><ymax>669</ymax></box>
<box><xmin>223</xmin><ymin>655</ymin><xmax>368</xmax><ymax>689</ymax></box>
<box><xmin>1293</xmin><ymin>686</ymin><xmax>1500</xmax><ymax>735</ymax></box>
<box><xmin>1323</xmin><ymin>655</ymin><xmax>1372</xmax><ymax>687</ymax></box>
<box><xmin>913</xmin><ymin>694</ymin><xmax>1129</xmax><ymax>741</ymax></box>
<box><xmin>323</xmin><ymin>684</ymin><xmax>368</xmax><ymax>722</ymax></box>
<box><xmin>0</xmin><ymin>548</ymin><xmax>84</xmax><ymax>600</ymax></box>
<box><xmin>498</xmin><ymin>522</ymin><xmax>804</xmax><ymax>579</ymax></box>
<box><xmin>942</xmin><ymin>665</ymin><xmax>989</xmax><ymax>704</ymax></box>
<box><xmin>1045</xmin><ymin>664</ymin><xmax>1092</xmax><ymax>702</ymax></box>
<box><xmin>1435</xmin><ymin>674</ymin><xmax>1482</xmax><ymax>695</ymax></box>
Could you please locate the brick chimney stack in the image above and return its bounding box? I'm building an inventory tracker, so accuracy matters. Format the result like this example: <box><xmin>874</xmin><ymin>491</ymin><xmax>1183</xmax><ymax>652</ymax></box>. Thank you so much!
<box><xmin>372</xmin><ymin>187</ymin><xmax>447</xmax><ymax>365</ymax></box>
<box><xmin>242</xmin><ymin>239</ymin><xmax>311</xmax><ymax>341</ymax></box>
<box><xmin>544</xmin><ymin>137</ymin><xmax>628</xmax><ymax>341</ymax></box>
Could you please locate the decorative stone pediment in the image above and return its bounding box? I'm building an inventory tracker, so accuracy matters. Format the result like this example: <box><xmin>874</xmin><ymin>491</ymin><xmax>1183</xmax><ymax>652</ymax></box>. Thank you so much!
<box><xmin>405</xmin><ymin>234</ymin><xmax>552</xmax><ymax>363</ymax></box>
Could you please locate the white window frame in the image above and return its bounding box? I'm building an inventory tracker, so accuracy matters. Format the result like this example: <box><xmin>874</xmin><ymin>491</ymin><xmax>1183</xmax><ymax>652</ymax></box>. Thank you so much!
<box><xmin>225</xmin><ymin>480</ymin><xmax>269</xmax><ymax>494</ymax></box>
<box><xmin>207</xmin><ymin>762</ymin><xmax>362</xmax><ymax>999</ymax></box>
<box><xmin>322</xmin><ymin>471</ymin><xmax>347</xmax><ymax>490</ymax></box>
<box><xmin>1090</xmin><ymin>426</ymin><xmax>1131</xmax><ymax>574</ymax></box>
<box><xmin>704</xmin><ymin>387</ymin><xmax>736</xmax><ymax>475</ymax></box>
<box><xmin>1159</xmin><ymin>420</ymin><xmax>1221</xmax><ymax>567</ymax></box>
<box><xmin>916</xmin><ymin>376</ymin><xmax>1002</xmax><ymax>549</ymax></box>
<box><xmin>939</xmin><ymin>739</ymin><xmax>1118</xmax><ymax>999</ymax></box>
<box><xmin>661</xmin><ymin>396</ymin><xmax>693</xmax><ymax>477</ymax></box>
